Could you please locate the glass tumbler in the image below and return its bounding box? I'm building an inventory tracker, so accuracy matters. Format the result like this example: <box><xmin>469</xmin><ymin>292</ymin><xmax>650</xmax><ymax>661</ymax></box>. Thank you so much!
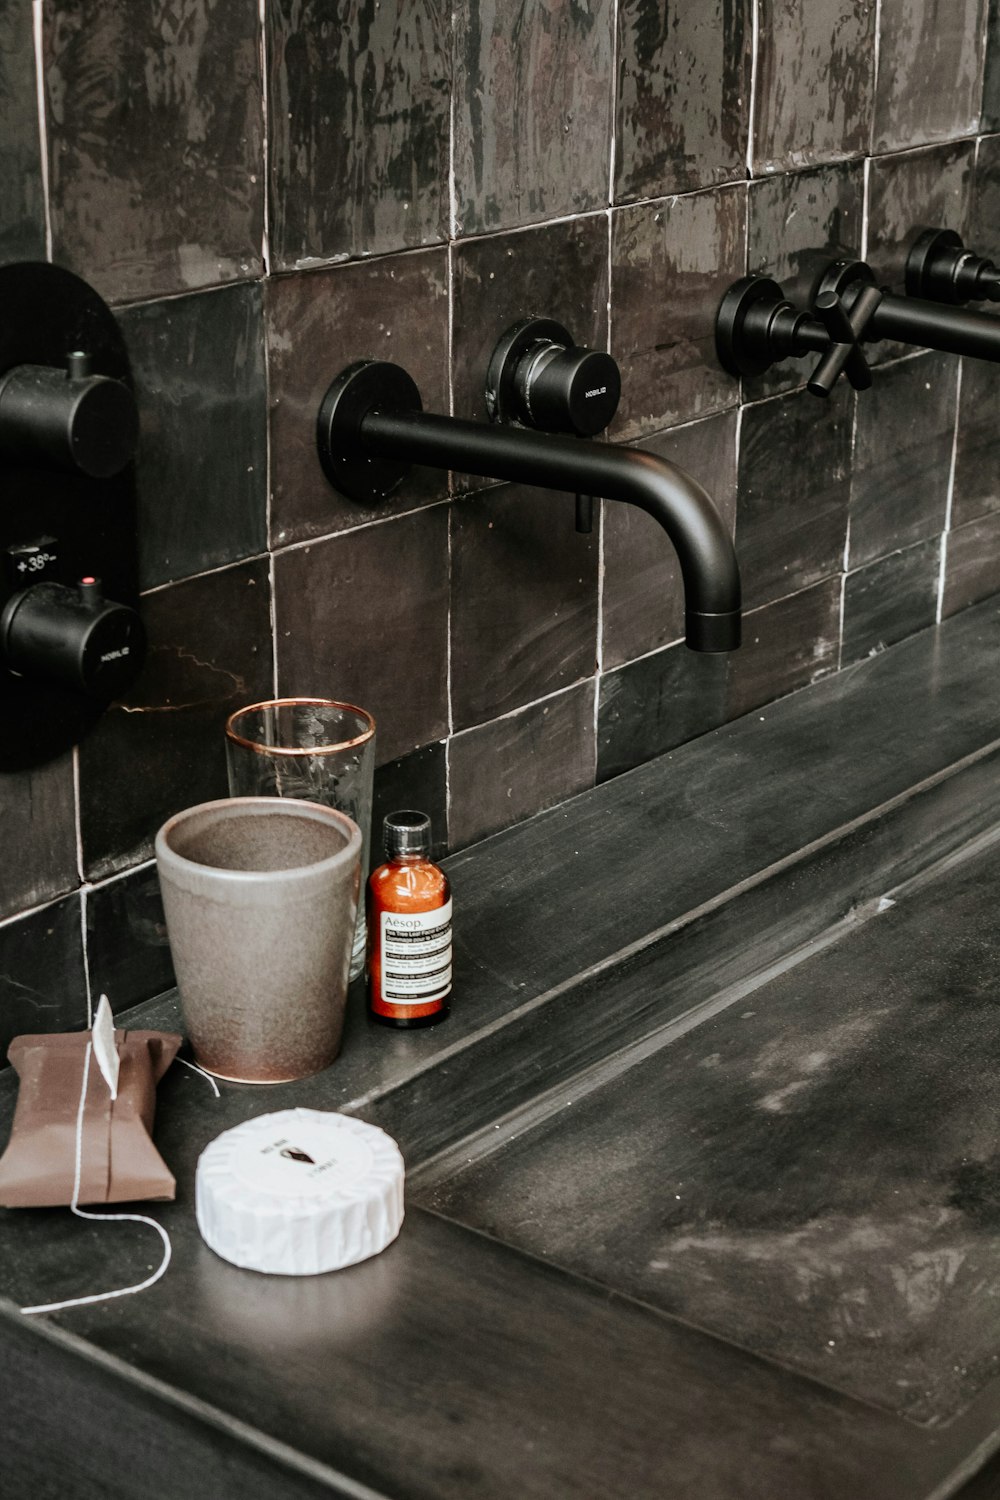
<box><xmin>225</xmin><ymin>698</ymin><xmax>376</xmax><ymax>981</ymax></box>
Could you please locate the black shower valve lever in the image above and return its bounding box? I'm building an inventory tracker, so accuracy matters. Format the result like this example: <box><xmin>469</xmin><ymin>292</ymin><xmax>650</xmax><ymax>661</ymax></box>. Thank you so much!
<box><xmin>807</xmin><ymin>283</ymin><xmax>882</xmax><ymax>397</ymax></box>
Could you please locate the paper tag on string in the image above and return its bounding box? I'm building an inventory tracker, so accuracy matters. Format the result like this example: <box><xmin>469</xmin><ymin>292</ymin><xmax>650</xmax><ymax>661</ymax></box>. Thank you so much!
<box><xmin>91</xmin><ymin>994</ymin><xmax>119</xmax><ymax>1100</ymax></box>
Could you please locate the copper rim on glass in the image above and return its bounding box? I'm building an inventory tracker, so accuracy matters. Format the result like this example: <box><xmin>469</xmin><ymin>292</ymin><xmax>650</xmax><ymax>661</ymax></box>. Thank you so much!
<box><xmin>225</xmin><ymin>699</ymin><xmax>376</xmax><ymax>983</ymax></box>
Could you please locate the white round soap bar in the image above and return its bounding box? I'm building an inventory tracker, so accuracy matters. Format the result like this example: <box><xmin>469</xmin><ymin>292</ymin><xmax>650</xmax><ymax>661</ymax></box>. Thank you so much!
<box><xmin>195</xmin><ymin>1108</ymin><xmax>405</xmax><ymax>1275</ymax></box>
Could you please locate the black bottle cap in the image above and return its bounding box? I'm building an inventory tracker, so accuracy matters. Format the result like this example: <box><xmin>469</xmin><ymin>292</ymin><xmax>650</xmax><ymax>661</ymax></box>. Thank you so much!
<box><xmin>384</xmin><ymin>809</ymin><xmax>432</xmax><ymax>857</ymax></box>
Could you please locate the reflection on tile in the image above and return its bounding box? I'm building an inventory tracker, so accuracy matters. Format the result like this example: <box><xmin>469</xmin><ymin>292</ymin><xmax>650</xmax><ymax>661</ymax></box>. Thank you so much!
<box><xmin>453</xmin><ymin>0</ymin><xmax>614</xmax><ymax>236</ymax></box>
<box><xmin>953</xmin><ymin>357</ymin><xmax>1000</xmax><ymax>528</ymax></box>
<box><xmin>725</xmin><ymin>577</ymin><xmax>841</xmax><ymax>720</ymax></box>
<box><xmin>451</xmin><ymin>216</ymin><xmax>610</xmax><ymax>427</ymax></box>
<box><xmin>274</xmin><ymin>508</ymin><xmax>449</xmax><ymax>765</ymax></box>
<box><xmin>841</xmin><ymin>539</ymin><xmax>941</xmax><ymax>668</ymax></box>
<box><xmin>849</xmin><ymin>353</ymin><xmax>957</xmax><ymax>569</ymax></box>
<box><xmin>866</xmin><ymin>141</ymin><xmax>976</xmax><ymax>293</ymax></box>
<box><xmin>753</xmin><ymin>0</ymin><xmax>874</xmax><ymax>174</ymax></box>
<box><xmin>78</xmin><ymin>559</ymin><xmax>273</xmax><ymax>880</ymax></box>
<box><xmin>0</xmin><ymin>1</ymin><xmax>44</xmax><ymax>262</ymax></box>
<box><xmin>745</xmin><ymin>161</ymin><xmax>865</xmax><ymax>399</ymax></box>
<box><xmin>0</xmin><ymin>754</ymin><xmax>77</xmax><ymax>921</ymax></box>
<box><xmin>985</xmin><ymin>7</ymin><xmax>1000</xmax><ymax>131</ymax></box>
<box><xmin>43</xmin><ymin>0</ymin><xmax>264</xmax><ymax>302</ymax></box>
<box><xmin>873</xmin><ymin>0</ymin><xmax>986</xmax><ymax>153</ymax></box>
<box><xmin>614</xmin><ymin>0</ymin><xmax>751</xmax><ymax>202</ymax></box>
<box><xmin>86</xmin><ymin>863</ymin><xmax>174</xmax><ymax>1012</ymax></box>
<box><xmin>611</xmin><ymin>184</ymin><xmax>746</xmax><ymax>439</ymax></box>
<box><xmin>602</xmin><ymin>411</ymin><xmax>739</xmax><ymax>669</ymax></box>
<box><xmin>120</xmin><ymin>283</ymin><xmax>267</xmax><ymax>590</ymax></box>
<box><xmin>736</xmin><ymin>384</ymin><xmax>853</xmax><ymax>611</ymax></box>
<box><xmin>0</xmin><ymin>893</ymin><xmax>86</xmax><ymax>1062</ymax></box>
<box><xmin>267</xmin><ymin>0</ymin><xmax>449</xmax><ymax>267</ymax></box>
<box><xmin>942</xmin><ymin>511</ymin><xmax>1000</xmax><ymax>618</ymax></box>
<box><xmin>971</xmin><ymin>134</ymin><xmax>1000</xmax><ymax>264</ymax></box>
<box><xmin>597</xmin><ymin>642</ymin><xmax>728</xmax><ymax>782</ymax></box>
<box><xmin>450</xmin><ymin>483</ymin><xmax>598</xmax><ymax>730</ymax></box>
<box><xmin>267</xmin><ymin>249</ymin><xmax>450</xmax><ymax>546</ymax></box>
<box><xmin>372</xmin><ymin>742</ymin><xmax>448</xmax><ymax>863</ymax></box>
<box><xmin>448</xmin><ymin>681</ymin><xmax>596</xmax><ymax>849</ymax></box>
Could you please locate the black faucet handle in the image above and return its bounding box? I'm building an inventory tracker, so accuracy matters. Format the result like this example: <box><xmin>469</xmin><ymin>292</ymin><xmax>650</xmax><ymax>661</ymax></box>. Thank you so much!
<box><xmin>807</xmin><ymin>284</ymin><xmax>882</xmax><ymax>397</ymax></box>
<box><xmin>906</xmin><ymin>228</ymin><xmax>1000</xmax><ymax>306</ymax></box>
<box><xmin>486</xmin><ymin>318</ymin><xmax>621</xmax><ymax>438</ymax></box>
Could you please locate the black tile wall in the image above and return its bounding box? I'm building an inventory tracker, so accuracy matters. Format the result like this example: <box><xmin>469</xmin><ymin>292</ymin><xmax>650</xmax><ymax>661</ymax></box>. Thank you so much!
<box><xmin>119</xmin><ymin>283</ymin><xmax>268</xmax><ymax>589</ymax></box>
<box><xmin>753</xmin><ymin>0</ymin><xmax>874</xmax><ymax>174</ymax></box>
<box><xmin>2</xmin><ymin>1</ymin><xmax>999</xmax><ymax>1030</ymax></box>
<box><xmin>0</xmin><ymin>1</ymin><xmax>45</xmax><ymax>263</ymax></box>
<box><xmin>41</xmin><ymin>0</ymin><xmax>264</xmax><ymax>303</ymax></box>
<box><xmin>614</xmin><ymin>0</ymin><xmax>752</xmax><ymax>203</ymax></box>
<box><xmin>873</xmin><ymin>0</ymin><xmax>986</xmax><ymax>153</ymax></box>
<box><xmin>266</xmin><ymin>0</ymin><xmax>451</xmax><ymax>267</ymax></box>
<box><xmin>452</xmin><ymin>0</ymin><xmax>614</xmax><ymax>236</ymax></box>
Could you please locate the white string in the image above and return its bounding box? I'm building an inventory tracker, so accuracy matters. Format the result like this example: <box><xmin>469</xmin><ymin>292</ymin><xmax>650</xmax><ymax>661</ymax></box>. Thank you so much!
<box><xmin>173</xmin><ymin>1054</ymin><xmax>221</xmax><ymax>1097</ymax></box>
<box><xmin>20</xmin><ymin>1043</ymin><xmax>173</xmax><ymax>1317</ymax></box>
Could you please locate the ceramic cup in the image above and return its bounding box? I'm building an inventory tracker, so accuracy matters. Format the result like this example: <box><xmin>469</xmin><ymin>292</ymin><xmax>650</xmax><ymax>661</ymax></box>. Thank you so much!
<box><xmin>155</xmin><ymin>797</ymin><xmax>362</xmax><ymax>1084</ymax></box>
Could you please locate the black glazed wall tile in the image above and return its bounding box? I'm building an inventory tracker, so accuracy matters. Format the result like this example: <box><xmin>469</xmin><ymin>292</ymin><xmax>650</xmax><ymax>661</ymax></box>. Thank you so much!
<box><xmin>118</xmin><ymin>283</ymin><xmax>267</xmax><ymax>590</ymax></box>
<box><xmin>597</xmin><ymin>643</ymin><xmax>728</xmax><ymax>782</ymax></box>
<box><xmin>267</xmin><ymin>0</ymin><xmax>449</xmax><ymax>268</ymax></box>
<box><xmin>952</xmin><ymin>357</ymin><xmax>1000</xmax><ymax>529</ymax></box>
<box><xmin>745</xmin><ymin>161</ymin><xmax>865</xmax><ymax>400</ymax></box>
<box><xmin>736</xmin><ymin>384</ymin><xmax>853</xmax><ymax>612</ymax></box>
<box><xmin>0</xmin><ymin>893</ymin><xmax>86</xmax><ymax>1062</ymax></box>
<box><xmin>602</xmin><ymin>410</ymin><xmax>738</xmax><ymax>670</ymax></box>
<box><xmin>614</xmin><ymin>0</ymin><xmax>751</xmax><ymax>203</ymax></box>
<box><xmin>450</xmin><ymin>483</ymin><xmax>599</xmax><ymax>731</ymax></box>
<box><xmin>872</xmin><ymin>0</ymin><xmax>986</xmax><ymax>153</ymax></box>
<box><xmin>273</xmin><ymin>508</ymin><xmax>449</xmax><ymax>765</ymax></box>
<box><xmin>86</xmin><ymin>863</ymin><xmax>174</xmax><ymax>1013</ymax></box>
<box><xmin>42</xmin><ymin>0</ymin><xmax>264</xmax><ymax>303</ymax></box>
<box><xmin>267</xmin><ymin>249</ymin><xmax>450</xmax><ymax>547</ymax></box>
<box><xmin>752</xmin><ymin>0</ymin><xmax>874</xmax><ymax>175</ymax></box>
<box><xmin>942</xmin><ymin>510</ymin><xmax>1000</xmax><ymax>618</ymax></box>
<box><xmin>985</xmin><ymin>3</ymin><xmax>1000</xmax><ymax>131</ymax></box>
<box><xmin>866</xmin><ymin>141</ymin><xmax>975</xmax><ymax>294</ymax></box>
<box><xmin>0</xmin><ymin>755</ymin><xmax>77</xmax><ymax>922</ymax></box>
<box><xmin>0</xmin><ymin>1</ymin><xmax>45</xmax><ymax>263</ymax></box>
<box><xmin>611</xmin><ymin>184</ymin><xmax>746</xmax><ymax>440</ymax></box>
<box><xmin>725</xmin><ymin>576</ymin><xmax>841</xmax><ymax>720</ymax></box>
<box><xmin>848</xmin><ymin>352</ymin><xmax>958</xmax><ymax>569</ymax></box>
<box><xmin>448</xmin><ymin>681</ymin><xmax>596</xmax><ymax>849</ymax></box>
<box><xmin>77</xmin><ymin>559</ymin><xmax>273</xmax><ymax>881</ymax></box>
<box><xmin>451</xmin><ymin>216</ymin><xmax>609</xmax><ymax>428</ymax></box>
<box><xmin>841</xmin><ymin>539</ymin><xmax>941</xmax><ymax>668</ymax></box>
<box><xmin>372</xmin><ymin>742</ymin><xmax>448</xmax><ymax>863</ymax></box>
<box><xmin>971</xmin><ymin>135</ymin><xmax>1000</xmax><ymax>264</ymax></box>
<box><xmin>452</xmin><ymin>0</ymin><xmax>614</xmax><ymax>236</ymax></box>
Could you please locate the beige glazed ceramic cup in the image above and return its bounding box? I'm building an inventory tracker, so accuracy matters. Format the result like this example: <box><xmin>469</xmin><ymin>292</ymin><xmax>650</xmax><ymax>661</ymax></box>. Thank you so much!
<box><xmin>155</xmin><ymin>797</ymin><xmax>362</xmax><ymax>1084</ymax></box>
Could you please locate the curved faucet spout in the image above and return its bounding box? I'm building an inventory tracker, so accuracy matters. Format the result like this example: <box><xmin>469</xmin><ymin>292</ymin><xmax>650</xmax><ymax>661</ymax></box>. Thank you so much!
<box><xmin>360</xmin><ymin>408</ymin><xmax>741</xmax><ymax>652</ymax></box>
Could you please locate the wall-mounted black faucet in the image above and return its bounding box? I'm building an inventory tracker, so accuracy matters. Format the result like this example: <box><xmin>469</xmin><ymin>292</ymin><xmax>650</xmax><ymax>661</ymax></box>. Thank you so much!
<box><xmin>316</xmin><ymin>321</ymin><xmax>742</xmax><ymax>653</ymax></box>
<box><xmin>717</xmin><ymin>257</ymin><xmax>1000</xmax><ymax>395</ymax></box>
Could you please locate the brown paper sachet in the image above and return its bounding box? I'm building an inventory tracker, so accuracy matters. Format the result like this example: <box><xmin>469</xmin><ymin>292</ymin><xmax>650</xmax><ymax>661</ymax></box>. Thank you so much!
<box><xmin>0</xmin><ymin>1025</ymin><xmax>182</xmax><ymax>1208</ymax></box>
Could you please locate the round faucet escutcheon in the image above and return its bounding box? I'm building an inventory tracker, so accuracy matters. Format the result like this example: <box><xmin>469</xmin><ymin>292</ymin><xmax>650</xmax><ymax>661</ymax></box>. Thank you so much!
<box><xmin>486</xmin><ymin>318</ymin><xmax>621</xmax><ymax>438</ymax></box>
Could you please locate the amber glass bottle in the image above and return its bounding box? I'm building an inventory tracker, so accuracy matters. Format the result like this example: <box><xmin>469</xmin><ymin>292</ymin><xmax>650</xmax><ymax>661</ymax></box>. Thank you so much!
<box><xmin>367</xmin><ymin>810</ymin><xmax>451</xmax><ymax>1028</ymax></box>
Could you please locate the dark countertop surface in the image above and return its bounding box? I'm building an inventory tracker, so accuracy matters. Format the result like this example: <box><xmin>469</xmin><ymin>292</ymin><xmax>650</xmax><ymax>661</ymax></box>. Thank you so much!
<box><xmin>4</xmin><ymin>597</ymin><xmax>1000</xmax><ymax>1498</ymax></box>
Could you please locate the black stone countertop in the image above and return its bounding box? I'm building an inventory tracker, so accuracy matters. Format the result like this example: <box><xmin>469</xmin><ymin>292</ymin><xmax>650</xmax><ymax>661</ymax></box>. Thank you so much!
<box><xmin>5</xmin><ymin>599</ymin><xmax>1000</xmax><ymax>1498</ymax></box>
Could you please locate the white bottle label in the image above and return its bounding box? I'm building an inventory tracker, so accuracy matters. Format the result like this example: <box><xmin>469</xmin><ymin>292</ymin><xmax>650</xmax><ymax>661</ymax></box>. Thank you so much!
<box><xmin>380</xmin><ymin>898</ymin><xmax>452</xmax><ymax>1005</ymax></box>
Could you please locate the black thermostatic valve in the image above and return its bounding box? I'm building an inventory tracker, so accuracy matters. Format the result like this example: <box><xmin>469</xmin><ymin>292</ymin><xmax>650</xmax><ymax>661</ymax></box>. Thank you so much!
<box><xmin>0</xmin><ymin>352</ymin><xmax>138</xmax><ymax>478</ymax></box>
<box><xmin>1</xmin><ymin>577</ymin><xmax>145</xmax><ymax>698</ymax></box>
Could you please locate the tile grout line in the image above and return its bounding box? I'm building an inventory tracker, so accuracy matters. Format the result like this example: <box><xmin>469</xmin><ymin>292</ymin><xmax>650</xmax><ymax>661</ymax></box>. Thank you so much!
<box><xmin>258</xmin><ymin>0</ymin><xmax>271</xmax><ymax>275</ymax></box>
<box><xmin>870</xmin><ymin>0</ymin><xmax>883</xmax><ymax>157</ymax></box>
<box><xmin>745</xmin><ymin>0</ymin><xmax>760</xmax><ymax>179</ymax></box>
<box><xmin>31</xmin><ymin>0</ymin><xmax>53</xmax><ymax>261</ymax></box>
<box><xmin>936</xmin><ymin>359</ymin><xmax>962</xmax><ymax>623</ymax></box>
